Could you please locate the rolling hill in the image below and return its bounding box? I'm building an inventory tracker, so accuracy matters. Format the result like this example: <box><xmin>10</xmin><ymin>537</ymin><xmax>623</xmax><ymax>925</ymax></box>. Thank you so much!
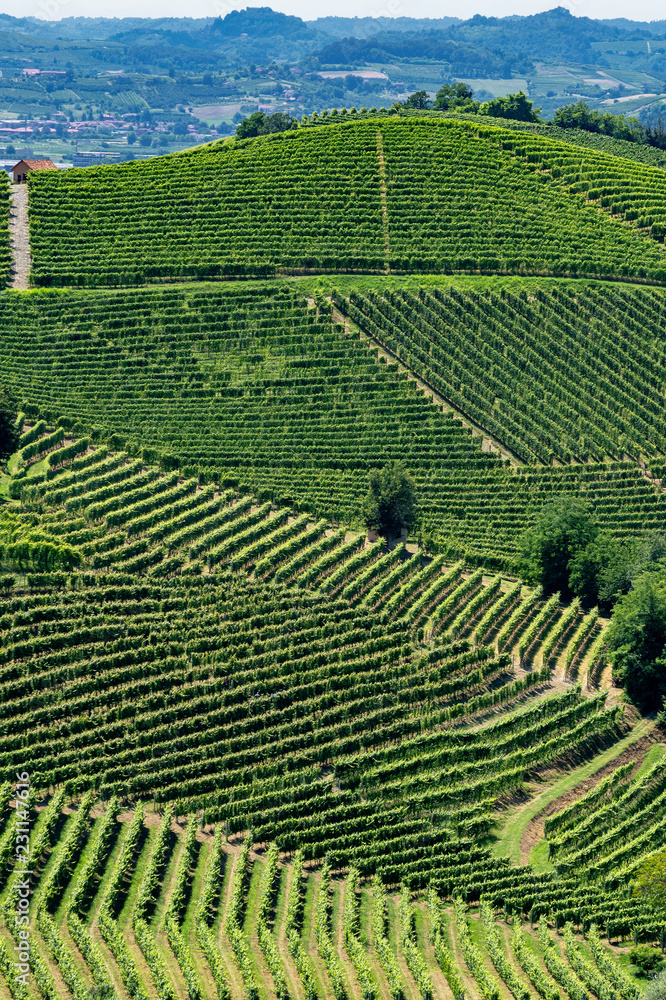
<box><xmin>1</xmin><ymin>112</ymin><xmax>665</xmax><ymax>1000</ymax></box>
<box><xmin>25</xmin><ymin>117</ymin><xmax>666</xmax><ymax>286</ymax></box>
<box><xmin>1</xmin><ymin>280</ymin><xmax>666</xmax><ymax>565</ymax></box>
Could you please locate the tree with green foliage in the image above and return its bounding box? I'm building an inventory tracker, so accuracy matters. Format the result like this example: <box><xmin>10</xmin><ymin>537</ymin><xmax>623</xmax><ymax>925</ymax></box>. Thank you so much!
<box><xmin>236</xmin><ymin>111</ymin><xmax>298</xmax><ymax>139</ymax></box>
<box><xmin>362</xmin><ymin>462</ymin><xmax>416</xmax><ymax>540</ymax></box>
<box><xmin>554</xmin><ymin>100</ymin><xmax>644</xmax><ymax>143</ymax></box>
<box><xmin>478</xmin><ymin>91</ymin><xmax>541</xmax><ymax>123</ymax></box>
<box><xmin>634</xmin><ymin>849</ymin><xmax>666</xmax><ymax>908</ymax></box>
<box><xmin>518</xmin><ymin>498</ymin><xmax>597</xmax><ymax>597</ymax></box>
<box><xmin>402</xmin><ymin>90</ymin><xmax>432</xmax><ymax>110</ymax></box>
<box><xmin>645</xmin><ymin>113</ymin><xmax>666</xmax><ymax>151</ymax></box>
<box><xmin>0</xmin><ymin>387</ymin><xmax>18</xmax><ymax>465</ymax></box>
<box><xmin>567</xmin><ymin>529</ymin><xmax>666</xmax><ymax>610</ymax></box>
<box><xmin>568</xmin><ymin>532</ymin><xmax>635</xmax><ymax>609</ymax></box>
<box><xmin>607</xmin><ymin>575</ymin><xmax>666</xmax><ymax>712</ymax></box>
<box><xmin>433</xmin><ymin>82</ymin><xmax>479</xmax><ymax>112</ymax></box>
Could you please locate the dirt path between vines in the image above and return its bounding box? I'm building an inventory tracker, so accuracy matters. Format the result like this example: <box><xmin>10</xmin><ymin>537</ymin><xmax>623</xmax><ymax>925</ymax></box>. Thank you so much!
<box><xmin>333</xmin><ymin>881</ymin><xmax>362</xmax><ymax>1000</ymax></box>
<box><xmin>517</xmin><ymin>720</ymin><xmax>660</xmax><ymax>864</ymax></box>
<box><xmin>9</xmin><ymin>185</ymin><xmax>30</xmax><ymax>290</ymax></box>
<box><xmin>305</xmin><ymin>873</ymin><xmax>336</xmax><ymax>1000</ymax></box>
<box><xmin>275</xmin><ymin>865</ymin><xmax>305</xmax><ymax>1000</ymax></box>
<box><xmin>217</xmin><ymin>846</ymin><xmax>246</xmax><ymax>1000</ymax></box>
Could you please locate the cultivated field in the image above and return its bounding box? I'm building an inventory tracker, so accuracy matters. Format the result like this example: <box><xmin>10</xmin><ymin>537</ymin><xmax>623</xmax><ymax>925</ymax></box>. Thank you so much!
<box><xmin>0</xmin><ymin>112</ymin><xmax>665</xmax><ymax>1000</ymax></box>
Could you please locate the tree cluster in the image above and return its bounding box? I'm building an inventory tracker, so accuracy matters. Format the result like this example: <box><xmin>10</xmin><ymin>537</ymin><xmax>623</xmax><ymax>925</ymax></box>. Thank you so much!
<box><xmin>478</xmin><ymin>90</ymin><xmax>541</xmax><ymax>122</ymax></box>
<box><xmin>519</xmin><ymin>498</ymin><xmax>666</xmax><ymax>712</ymax></box>
<box><xmin>433</xmin><ymin>82</ymin><xmax>479</xmax><ymax>112</ymax></box>
<box><xmin>553</xmin><ymin>100</ymin><xmax>666</xmax><ymax>151</ymax></box>
<box><xmin>399</xmin><ymin>84</ymin><xmax>541</xmax><ymax>123</ymax></box>
<box><xmin>607</xmin><ymin>576</ymin><xmax>666</xmax><ymax>712</ymax></box>
<box><xmin>235</xmin><ymin>111</ymin><xmax>298</xmax><ymax>139</ymax></box>
<box><xmin>554</xmin><ymin>100</ymin><xmax>645</xmax><ymax>142</ymax></box>
<box><xmin>518</xmin><ymin>498</ymin><xmax>666</xmax><ymax>610</ymax></box>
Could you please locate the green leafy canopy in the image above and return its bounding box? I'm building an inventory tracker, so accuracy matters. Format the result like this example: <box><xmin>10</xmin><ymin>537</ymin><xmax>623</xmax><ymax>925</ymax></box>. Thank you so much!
<box><xmin>362</xmin><ymin>461</ymin><xmax>416</xmax><ymax>540</ymax></box>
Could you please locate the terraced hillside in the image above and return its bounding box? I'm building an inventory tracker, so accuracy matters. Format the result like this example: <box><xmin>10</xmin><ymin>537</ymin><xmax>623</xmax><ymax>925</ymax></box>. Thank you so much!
<box><xmin>340</xmin><ymin>282</ymin><xmax>666</xmax><ymax>465</ymax></box>
<box><xmin>25</xmin><ymin>117</ymin><xmax>666</xmax><ymax>286</ymax></box>
<box><xmin>2</xmin><ymin>281</ymin><xmax>666</xmax><ymax>567</ymax></box>
<box><xmin>0</xmin><ymin>790</ymin><xmax>658</xmax><ymax>1000</ymax></box>
<box><xmin>3</xmin><ymin>112</ymin><xmax>666</xmax><ymax>1000</ymax></box>
<box><xmin>304</xmin><ymin>108</ymin><xmax>666</xmax><ymax>169</ymax></box>
<box><xmin>1</xmin><ymin>425</ymin><xmax>610</xmax><ymax>822</ymax></box>
<box><xmin>0</xmin><ymin>420</ymin><xmax>664</xmax><ymax>1000</ymax></box>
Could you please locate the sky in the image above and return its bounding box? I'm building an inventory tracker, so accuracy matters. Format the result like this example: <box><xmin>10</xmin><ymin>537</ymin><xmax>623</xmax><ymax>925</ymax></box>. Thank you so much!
<box><xmin>6</xmin><ymin>0</ymin><xmax>666</xmax><ymax>28</ymax></box>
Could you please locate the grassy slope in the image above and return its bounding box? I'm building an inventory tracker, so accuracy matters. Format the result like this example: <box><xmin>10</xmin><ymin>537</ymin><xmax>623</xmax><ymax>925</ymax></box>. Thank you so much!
<box><xmin>493</xmin><ymin>717</ymin><xmax>655</xmax><ymax>868</ymax></box>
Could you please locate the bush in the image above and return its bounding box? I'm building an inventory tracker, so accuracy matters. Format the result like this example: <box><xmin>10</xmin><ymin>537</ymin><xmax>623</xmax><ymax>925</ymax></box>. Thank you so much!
<box><xmin>629</xmin><ymin>945</ymin><xmax>662</xmax><ymax>975</ymax></box>
<box><xmin>644</xmin><ymin>970</ymin><xmax>666</xmax><ymax>1000</ymax></box>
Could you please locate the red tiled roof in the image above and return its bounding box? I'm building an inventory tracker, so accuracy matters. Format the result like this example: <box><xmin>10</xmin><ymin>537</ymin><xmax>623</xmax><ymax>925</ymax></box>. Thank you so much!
<box><xmin>13</xmin><ymin>159</ymin><xmax>57</xmax><ymax>171</ymax></box>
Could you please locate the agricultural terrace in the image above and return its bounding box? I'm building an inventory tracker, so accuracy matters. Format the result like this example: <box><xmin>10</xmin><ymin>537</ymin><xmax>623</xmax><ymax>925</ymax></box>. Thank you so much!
<box><xmin>0</xmin><ymin>112</ymin><xmax>665</xmax><ymax>1000</ymax></box>
<box><xmin>305</xmin><ymin>107</ymin><xmax>666</xmax><ymax>169</ymax></box>
<box><xmin>0</xmin><ymin>790</ymin><xmax>657</xmax><ymax>1000</ymax></box>
<box><xmin>24</xmin><ymin>117</ymin><xmax>666</xmax><ymax>286</ymax></box>
<box><xmin>0</xmin><ymin>418</ymin><xmax>663</xmax><ymax>1000</ymax></box>
<box><xmin>2</xmin><ymin>283</ymin><xmax>666</xmax><ymax>567</ymax></box>
<box><xmin>341</xmin><ymin>282</ymin><xmax>666</xmax><ymax>465</ymax></box>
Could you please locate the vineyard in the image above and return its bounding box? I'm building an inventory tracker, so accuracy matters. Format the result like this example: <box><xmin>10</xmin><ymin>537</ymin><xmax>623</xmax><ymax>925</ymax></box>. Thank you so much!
<box><xmin>339</xmin><ymin>282</ymin><xmax>666</xmax><ymax>465</ymax></box>
<box><xmin>299</xmin><ymin>107</ymin><xmax>666</xmax><ymax>171</ymax></box>
<box><xmin>0</xmin><ymin>416</ymin><xmax>664</xmax><ymax>999</ymax></box>
<box><xmin>2</xmin><ymin>110</ymin><xmax>666</xmax><ymax>1000</ymax></box>
<box><xmin>0</xmin><ymin>174</ymin><xmax>10</xmax><ymax>288</ymax></box>
<box><xmin>23</xmin><ymin>117</ymin><xmax>666</xmax><ymax>287</ymax></box>
<box><xmin>1</xmin><ymin>282</ymin><xmax>666</xmax><ymax>567</ymax></box>
<box><xmin>0</xmin><ymin>788</ymin><xmax>658</xmax><ymax>1000</ymax></box>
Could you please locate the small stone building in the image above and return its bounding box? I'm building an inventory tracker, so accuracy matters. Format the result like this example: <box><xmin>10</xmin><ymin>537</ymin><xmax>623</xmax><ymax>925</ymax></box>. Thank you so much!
<box><xmin>11</xmin><ymin>159</ymin><xmax>58</xmax><ymax>183</ymax></box>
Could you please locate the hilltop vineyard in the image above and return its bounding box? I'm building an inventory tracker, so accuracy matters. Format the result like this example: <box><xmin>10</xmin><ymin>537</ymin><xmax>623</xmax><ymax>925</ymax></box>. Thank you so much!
<box><xmin>378</xmin><ymin>119</ymin><xmax>666</xmax><ymax>279</ymax></box>
<box><xmin>24</xmin><ymin>118</ymin><xmax>666</xmax><ymax>287</ymax></box>
<box><xmin>27</xmin><ymin>124</ymin><xmax>387</xmax><ymax>285</ymax></box>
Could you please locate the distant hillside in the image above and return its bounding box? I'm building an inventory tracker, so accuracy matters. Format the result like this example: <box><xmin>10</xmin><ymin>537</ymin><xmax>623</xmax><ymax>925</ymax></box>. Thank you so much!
<box><xmin>311</xmin><ymin>7</ymin><xmax>645</xmax><ymax>67</ymax></box>
<box><xmin>312</xmin><ymin>33</ymin><xmax>532</xmax><ymax>78</ymax></box>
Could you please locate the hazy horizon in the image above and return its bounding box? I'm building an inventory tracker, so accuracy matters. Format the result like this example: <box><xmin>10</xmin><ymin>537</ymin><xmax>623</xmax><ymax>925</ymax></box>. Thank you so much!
<box><xmin>3</xmin><ymin>0</ymin><xmax>666</xmax><ymax>27</ymax></box>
